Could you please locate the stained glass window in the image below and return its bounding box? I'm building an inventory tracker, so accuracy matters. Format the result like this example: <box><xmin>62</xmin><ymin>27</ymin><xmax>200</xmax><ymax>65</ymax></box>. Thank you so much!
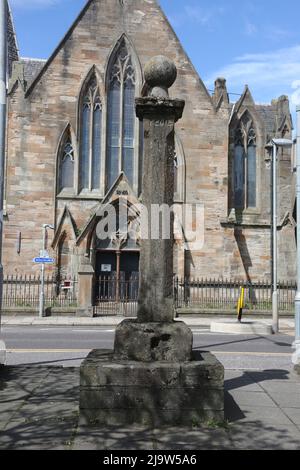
<box><xmin>107</xmin><ymin>81</ymin><xmax>121</xmax><ymax>188</ymax></box>
<box><xmin>234</xmin><ymin>118</ymin><xmax>257</xmax><ymax>210</ymax></box>
<box><xmin>107</xmin><ymin>40</ymin><xmax>136</xmax><ymax>190</ymax></box>
<box><xmin>60</xmin><ymin>136</ymin><xmax>74</xmax><ymax>192</ymax></box>
<box><xmin>79</xmin><ymin>73</ymin><xmax>102</xmax><ymax>191</ymax></box>
<box><xmin>247</xmin><ymin>143</ymin><xmax>256</xmax><ymax>208</ymax></box>
<box><xmin>234</xmin><ymin>145</ymin><xmax>245</xmax><ymax>208</ymax></box>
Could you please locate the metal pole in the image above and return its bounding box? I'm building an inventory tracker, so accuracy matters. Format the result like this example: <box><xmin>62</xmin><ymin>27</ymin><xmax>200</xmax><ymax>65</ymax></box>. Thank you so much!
<box><xmin>38</xmin><ymin>226</ymin><xmax>46</xmax><ymax>318</ymax></box>
<box><xmin>272</xmin><ymin>143</ymin><xmax>279</xmax><ymax>334</ymax></box>
<box><xmin>0</xmin><ymin>0</ymin><xmax>7</xmax><ymax>364</ymax></box>
<box><xmin>293</xmin><ymin>106</ymin><xmax>300</xmax><ymax>366</ymax></box>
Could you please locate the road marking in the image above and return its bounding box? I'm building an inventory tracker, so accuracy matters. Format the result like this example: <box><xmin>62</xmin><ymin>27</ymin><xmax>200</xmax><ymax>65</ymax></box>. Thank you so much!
<box><xmin>6</xmin><ymin>349</ymin><xmax>292</xmax><ymax>357</ymax></box>
<box><xmin>7</xmin><ymin>349</ymin><xmax>91</xmax><ymax>353</ymax></box>
<box><xmin>192</xmin><ymin>329</ymin><xmax>210</xmax><ymax>333</ymax></box>
<box><xmin>211</xmin><ymin>351</ymin><xmax>292</xmax><ymax>357</ymax></box>
<box><xmin>71</xmin><ymin>329</ymin><xmax>115</xmax><ymax>333</ymax></box>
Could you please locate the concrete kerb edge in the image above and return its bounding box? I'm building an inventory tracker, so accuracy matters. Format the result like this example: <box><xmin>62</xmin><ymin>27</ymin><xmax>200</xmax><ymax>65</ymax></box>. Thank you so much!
<box><xmin>0</xmin><ymin>340</ymin><xmax>6</xmax><ymax>365</ymax></box>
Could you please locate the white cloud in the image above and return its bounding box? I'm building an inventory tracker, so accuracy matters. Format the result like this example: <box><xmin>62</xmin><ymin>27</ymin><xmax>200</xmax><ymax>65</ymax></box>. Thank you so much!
<box><xmin>184</xmin><ymin>5</ymin><xmax>225</xmax><ymax>27</ymax></box>
<box><xmin>10</xmin><ymin>0</ymin><xmax>62</xmax><ymax>9</ymax></box>
<box><xmin>168</xmin><ymin>4</ymin><xmax>225</xmax><ymax>29</ymax></box>
<box><xmin>291</xmin><ymin>80</ymin><xmax>300</xmax><ymax>107</ymax></box>
<box><xmin>205</xmin><ymin>44</ymin><xmax>300</xmax><ymax>107</ymax></box>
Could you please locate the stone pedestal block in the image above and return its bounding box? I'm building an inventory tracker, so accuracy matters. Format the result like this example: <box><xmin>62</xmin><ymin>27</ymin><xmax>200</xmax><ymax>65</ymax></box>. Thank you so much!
<box><xmin>114</xmin><ymin>319</ymin><xmax>193</xmax><ymax>362</ymax></box>
<box><xmin>76</xmin><ymin>307</ymin><xmax>94</xmax><ymax>318</ymax></box>
<box><xmin>77</xmin><ymin>263</ymin><xmax>94</xmax><ymax>316</ymax></box>
<box><xmin>79</xmin><ymin>350</ymin><xmax>224</xmax><ymax>427</ymax></box>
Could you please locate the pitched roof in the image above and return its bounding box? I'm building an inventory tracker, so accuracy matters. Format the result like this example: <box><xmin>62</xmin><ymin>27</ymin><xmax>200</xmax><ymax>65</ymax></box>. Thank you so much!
<box><xmin>255</xmin><ymin>104</ymin><xmax>276</xmax><ymax>136</ymax></box>
<box><xmin>7</xmin><ymin>2</ymin><xmax>19</xmax><ymax>77</ymax></box>
<box><xmin>20</xmin><ymin>58</ymin><xmax>47</xmax><ymax>86</ymax></box>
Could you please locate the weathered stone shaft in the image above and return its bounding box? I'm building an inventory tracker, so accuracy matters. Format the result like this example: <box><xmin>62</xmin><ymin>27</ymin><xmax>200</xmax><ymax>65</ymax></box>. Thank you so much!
<box><xmin>135</xmin><ymin>98</ymin><xmax>185</xmax><ymax>323</ymax></box>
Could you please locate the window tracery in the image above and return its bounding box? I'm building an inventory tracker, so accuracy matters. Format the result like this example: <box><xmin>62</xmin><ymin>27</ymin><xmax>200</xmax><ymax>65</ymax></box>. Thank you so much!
<box><xmin>107</xmin><ymin>40</ymin><xmax>136</xmax><ymax>190</ymax></box>
<box><xmin>80</xmin><ymin>73</ymin><xmax>102</xmax><ymax>191</ymax></box>
<box><xmin>234</xmin><ymin>114</ymin><xmax>257</xmax><ymax>209</ymax></box>
<box><xmin>59</xmin><ymin>132</ymin><xmax>75</xmax><ymax>193</ymax></box>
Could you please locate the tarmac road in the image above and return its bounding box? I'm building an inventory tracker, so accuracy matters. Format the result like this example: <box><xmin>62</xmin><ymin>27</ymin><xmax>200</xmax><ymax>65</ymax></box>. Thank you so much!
<box><xmin>0</xmin><ymin>325</ymin><xmax>295</xmax><ymax>370</ymax></box>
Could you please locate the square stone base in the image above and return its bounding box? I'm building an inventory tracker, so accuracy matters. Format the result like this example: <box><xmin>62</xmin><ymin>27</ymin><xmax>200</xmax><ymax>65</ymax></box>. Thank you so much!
<box><xmin>79</xmin><ymin>350</ymin><xmax>224</xmax><ymax>427</ymax></box>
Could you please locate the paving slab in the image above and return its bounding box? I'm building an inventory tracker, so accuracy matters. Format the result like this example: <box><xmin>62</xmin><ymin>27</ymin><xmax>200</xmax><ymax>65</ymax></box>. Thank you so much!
<box><xmin>229</xmin><ymin>422</ymin><xmax>300</xmax><ymax>450</ymax></box>
<box><xmin>0</xmin><ymin>365</ymin><xmax>300</xmax><ymax>450</ymax></box>
<box><xmin>266</xmin><ymin>391</ymin><xmax>300</xmax><ymax>409</ymax></box>
<box><xmin>225</xmin><ymin>371</ymin><xmax>263</xmax><ymax>392</ymax></box>
<box><xmin>246</xmin><ymin>369</ymin><xmax>299</xmax><ymax>383</ymax></box>
<box><xmin>226</xmin><ymin>390</ymin><xmax>277</xmax><ymax>408</ymax></box>
<box><xmin>0</xmin><ymin>418</ymin><xmax>77</xmax><ymax>450</ymax></box>
<box><xmin>73</xmin><ymin>426</ymin><xmax>154</xmax><ymax>451</ymax></box>
<box><xmin>152</xmin><ymin>427</ymin><xmax>232</xmax><ymax>450</ymax></box>
<box><xmin>282</xmin><ymin>408</ymin><xmax>300</xmax><ymax>426</ymax></box>
<box><xmin>258</xmin><ymin>381</ymin><xmax>300</xmax><ymax>394</ymax></box>
<box><xmin>227</xmin><ymin>405</ymin><xmax>294</xmax><ymax>426</ymax></box>
<box><xmin>16</xmin><ymin>399</ymin><xmax>78</xmax><ymax>423</ymax></box>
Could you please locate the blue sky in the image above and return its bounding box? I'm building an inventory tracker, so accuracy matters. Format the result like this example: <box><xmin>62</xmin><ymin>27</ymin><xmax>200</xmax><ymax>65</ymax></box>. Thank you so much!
<box><xmin>9</xmin><ymin>0</ymin><xmax>300</xmax><ymax>109</ymax></box>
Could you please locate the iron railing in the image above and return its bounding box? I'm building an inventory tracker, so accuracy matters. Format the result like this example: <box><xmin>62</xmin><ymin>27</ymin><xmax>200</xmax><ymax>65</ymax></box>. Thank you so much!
<box><xmin>2</xmin><ymin>274</ymin><xmax>78</xmax><ymax>308</ymax></box>
<box><xmin>94</xmin><ymin>274</ymin><xmax>139</xmax><ymax>316</ymax></box>
<box><xmin>174</xmin><ymin>278</ymin><xmax>297</xmax><ymax>312</ymax></box>
<box><xmin>2</xmin><ymin>274</ymin><xmax>296</xmax><ymax>314</ymax></box>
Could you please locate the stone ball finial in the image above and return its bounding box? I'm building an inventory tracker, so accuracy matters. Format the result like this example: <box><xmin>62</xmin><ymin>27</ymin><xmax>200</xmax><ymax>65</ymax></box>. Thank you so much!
<box><xmin>144</xmin><ymin>55</ymin><xmax>177</xmax><ymax>99</ymax></box>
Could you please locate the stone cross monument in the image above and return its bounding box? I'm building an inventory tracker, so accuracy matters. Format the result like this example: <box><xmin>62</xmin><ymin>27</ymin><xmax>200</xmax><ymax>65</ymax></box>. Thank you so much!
<box><xmin>80</xmin><ymin>56</ymin><xmax>224</xmax><ymax>427</ymax></box>
<box><xmin>114</xmin><ymin>56</ymin><xmax>192</xmax><ymax>363</ymax></box>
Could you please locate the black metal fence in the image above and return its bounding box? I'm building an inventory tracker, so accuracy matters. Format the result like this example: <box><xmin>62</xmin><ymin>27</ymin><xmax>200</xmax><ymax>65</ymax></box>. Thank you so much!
<box><xmin>2</xmin><ymin>275</ymin><xmax>78</xmax><ymax>308</ymax></box>
<box><xmin>1</xmin><ymin>274</ymin><xmax>296</xmax><ymax>314</ymax></box>
<box><xmin>94</xmin><ymin>274</ymin><xmax>139</xmax><ymax>316</ymax></box>
<box><xmin>174</xmin><ymin>278</ymin><xmax>297</xmax><ymax>312</ymax></box>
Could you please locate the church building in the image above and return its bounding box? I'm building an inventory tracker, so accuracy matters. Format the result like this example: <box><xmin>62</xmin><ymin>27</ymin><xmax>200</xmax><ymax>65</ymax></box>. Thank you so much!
<box><xmin>2</xmin><ymin>0</ymin><xmax>296</xmax><ymax>309</ymax></box>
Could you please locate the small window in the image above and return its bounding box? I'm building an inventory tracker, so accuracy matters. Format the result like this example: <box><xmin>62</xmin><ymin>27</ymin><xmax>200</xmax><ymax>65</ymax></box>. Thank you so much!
<box><xmin>59</xmin><ymin>135</ymin><xmax>75</xmax><ymax>192</ymax></box>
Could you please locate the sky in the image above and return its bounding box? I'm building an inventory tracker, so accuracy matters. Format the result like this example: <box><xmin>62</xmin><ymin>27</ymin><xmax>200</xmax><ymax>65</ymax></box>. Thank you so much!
<box><xmin>8</xmin><ymin>0</ymin><xmax>300</xmax><ymax>111</ymax></box>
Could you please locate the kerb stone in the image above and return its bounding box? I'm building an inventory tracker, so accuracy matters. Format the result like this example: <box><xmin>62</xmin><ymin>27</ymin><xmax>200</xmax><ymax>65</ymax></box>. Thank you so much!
<box><xmin>0</xmin><ymin>341</ymin><xmax>6</xmax><ymax>365</ymax></box>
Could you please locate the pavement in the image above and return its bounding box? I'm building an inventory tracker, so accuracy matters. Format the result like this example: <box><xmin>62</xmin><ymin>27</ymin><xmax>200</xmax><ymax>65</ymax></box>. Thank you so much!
<box><xmin>0</xmin><ymin>315</ymin><xmax>299</xmax><ymax>450</ymax></box>
<box><xmin>0</xmin><ymin>314</ymin><xmax>296</xmax><ymax>333</ymax></box>
<box><xmin>0</xmin><ymin>364</ymin><xmax>300</xmax><ymax>450</ymax></box>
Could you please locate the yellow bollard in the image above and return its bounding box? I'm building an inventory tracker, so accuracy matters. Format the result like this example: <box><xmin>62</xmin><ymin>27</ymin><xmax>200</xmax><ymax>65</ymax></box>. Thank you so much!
<box><xmin>237</xmin><ymin>287</ymin><xmax>245</xmax><ymax>322</ymax></box>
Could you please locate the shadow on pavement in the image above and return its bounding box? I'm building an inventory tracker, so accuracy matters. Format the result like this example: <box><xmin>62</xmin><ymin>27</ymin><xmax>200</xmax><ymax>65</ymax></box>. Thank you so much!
<box><xmin>0</xmin><ymin>366</ymin><xmax>300</xmax><ymax>450</ymax></box>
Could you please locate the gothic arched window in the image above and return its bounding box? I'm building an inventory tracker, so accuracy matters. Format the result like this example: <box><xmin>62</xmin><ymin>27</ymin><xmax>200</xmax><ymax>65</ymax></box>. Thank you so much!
<box><xmin>59</xmin><ymin>131</ymin><xmax>75</xmax><ymax>193</ymax></box>
<box><xmin>79</xmin><ymin>73</ymin><xmax>102</xmax><ymax>192</ymax></box>
<box><xmin>107</xmin><ymin>40</ymin><xmax>136</xmax><ymax>190</ymax></box>
<box><xmin>234</xmin><ymin>115</ymin><xmax>257</xmax><ymax>209</ymax></box>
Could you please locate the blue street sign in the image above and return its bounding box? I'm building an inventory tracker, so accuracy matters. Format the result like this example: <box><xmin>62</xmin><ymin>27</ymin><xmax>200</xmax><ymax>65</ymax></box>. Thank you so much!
<box><xmin>33</xmin><ymin>257</ymin><xmax>55</xmax><ymax>264</ymax></box>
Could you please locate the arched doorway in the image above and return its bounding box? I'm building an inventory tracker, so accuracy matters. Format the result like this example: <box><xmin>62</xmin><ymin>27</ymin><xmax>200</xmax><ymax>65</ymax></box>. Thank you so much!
<box><xmin>95</xmin><ymin>249</ymin><xmax>140</xmax><ymax>304</ymax></box>
<box><xmin>93</xmin><ymin>208</ymin><xmax>141</xmax><ymax>308</ymax></box>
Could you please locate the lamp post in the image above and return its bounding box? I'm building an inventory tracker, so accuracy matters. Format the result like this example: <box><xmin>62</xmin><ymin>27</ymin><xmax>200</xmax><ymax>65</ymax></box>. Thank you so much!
<box><xmin>0</xmin><ymin>0</ymin><xmax>7</xmax><ymax>365</ymax></box>
<box><xmin>271</xmin><ymin>138</ymin><xmax>293</xmax><ymax>334</ymax></box>
<box><xmin>38</xmin><ymin>224</ymin><xmax>54</xmax><ymax>318</ymax></box>
<box><xmin>293</xmin><ymin>107</ymin><xmax>300</xmax><ymax>368</ymax></box>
